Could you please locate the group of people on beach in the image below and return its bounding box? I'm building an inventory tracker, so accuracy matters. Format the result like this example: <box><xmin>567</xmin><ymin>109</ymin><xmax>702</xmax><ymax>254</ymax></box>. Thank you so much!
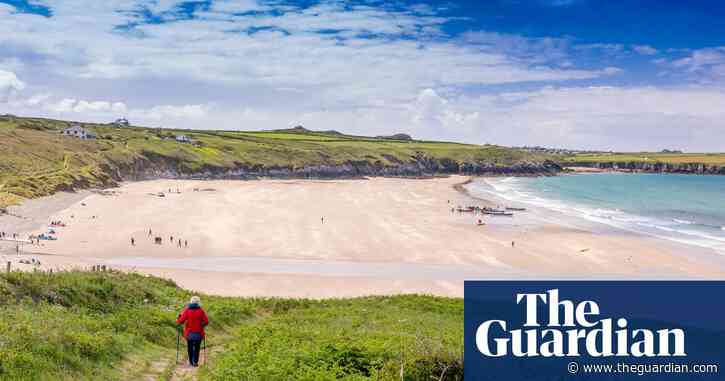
<box><xmin>0</xmin><ymin>232</ymin><xmax>18</xmax><ymax>240</ymax></box>
<box><xmin>132</xmin><ymin>229</ymin><xmax>189</xmax><ymax>248</ymax></box>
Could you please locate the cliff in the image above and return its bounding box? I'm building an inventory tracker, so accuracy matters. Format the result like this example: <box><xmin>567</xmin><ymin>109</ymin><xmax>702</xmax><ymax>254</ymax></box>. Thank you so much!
<box><xmin>119</xmin><ymin>155</ymin><xmax>562</xmax><ymax>181</ymax></box>
<box><xmin>569</xmin><ymin>161</ymin><xmax>725</xmax><ymax>175</ymax></box>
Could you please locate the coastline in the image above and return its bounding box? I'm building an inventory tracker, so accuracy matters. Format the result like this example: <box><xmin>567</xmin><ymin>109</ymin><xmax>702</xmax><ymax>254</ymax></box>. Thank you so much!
<box><xmin>562</xmin><ymin>163</ymin><xmax>725</xmax><ymax>175</ymax></box>
<box><xmin>563</xmin><ymin>165</ymin><xmax>699</xmax><ymax>174</ymax></box>
<box><xmin>2</xmin><ymin>175</ymin><xmax>724</xmax><ymax>298</ymax></box>
<box><xmin>466</xmin><ymin>175</ymin><xmax>725</xmax><ymax>256</ymax></box>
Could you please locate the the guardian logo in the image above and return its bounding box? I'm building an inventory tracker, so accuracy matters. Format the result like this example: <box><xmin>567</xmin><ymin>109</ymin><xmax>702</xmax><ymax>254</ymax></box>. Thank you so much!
<box><xmin>475</xmin><ymin>289</ymin><xmax>686</xmax><ymax>358</ymax></box>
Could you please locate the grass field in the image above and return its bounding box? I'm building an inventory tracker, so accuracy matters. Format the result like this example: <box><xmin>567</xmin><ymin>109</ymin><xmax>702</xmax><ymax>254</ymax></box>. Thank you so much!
<box><xmin>0</xmin><ymin>270</ymin><xmax>463</xmax><ymax>381</ymax></box>
<box><xmin>0</xmin><ymin>115</ymin><xmax>550</xmax><ymax>210</ymax></box>
<box><xmin>565</xmin><ymin>153</ymin><xmax>725</xmax><ymax>166</ymax></box>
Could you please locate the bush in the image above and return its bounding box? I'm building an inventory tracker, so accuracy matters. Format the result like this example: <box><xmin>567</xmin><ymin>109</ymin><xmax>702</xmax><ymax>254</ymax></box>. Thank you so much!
<box><xmin>204</xmin><ymin>296</ymin><xmax>463</xmax><ymax>381</ymax></box>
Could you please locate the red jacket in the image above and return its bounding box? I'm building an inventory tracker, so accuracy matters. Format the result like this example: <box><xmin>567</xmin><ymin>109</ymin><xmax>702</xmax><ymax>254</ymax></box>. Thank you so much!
<box><xmin>176</xmin><ymin>304</ymin><xmax>209</xmax><ymax>339</ymax></box>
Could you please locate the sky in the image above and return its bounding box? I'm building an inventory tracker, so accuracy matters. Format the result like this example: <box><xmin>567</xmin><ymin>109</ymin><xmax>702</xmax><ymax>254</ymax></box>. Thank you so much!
<box><xmin>1</xmin><ymin>0</ymin><xmax>724</xmax><ymax>151</ymax></box>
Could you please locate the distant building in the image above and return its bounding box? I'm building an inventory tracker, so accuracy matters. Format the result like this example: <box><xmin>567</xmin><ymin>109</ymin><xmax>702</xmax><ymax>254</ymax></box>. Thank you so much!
<box><xmin>112</xmin><ymin>118</ymin><xmax>130</xmax><ymax>127</ymax></box>
<box><xmin>175</xmin><ymin>134</ymin><xmax>193</xmax><ymax>143</ymax></box>
<box><xmin>518</xmin><ymin>146</ymin><xmax>613</xmax><ymax>156</ymax></box>
<box><xmin>62</xmin><ymin>125</ymin><xmax>96</xmax><ymax>139</ymax></box>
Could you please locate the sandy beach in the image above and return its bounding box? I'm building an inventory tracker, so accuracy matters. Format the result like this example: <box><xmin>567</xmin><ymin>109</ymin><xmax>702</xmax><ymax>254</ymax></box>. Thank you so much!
<box><xmin>2</xmin><ymin>176</ymin><xmax>724</xmax><ymax>297</ymax></box>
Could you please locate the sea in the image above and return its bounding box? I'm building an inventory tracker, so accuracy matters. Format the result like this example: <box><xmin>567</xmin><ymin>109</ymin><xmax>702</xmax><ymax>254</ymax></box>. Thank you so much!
<box><xmin>467</xmin><ymin>173</ymin><xmax>725</xmax><ymax>254</ymax></box>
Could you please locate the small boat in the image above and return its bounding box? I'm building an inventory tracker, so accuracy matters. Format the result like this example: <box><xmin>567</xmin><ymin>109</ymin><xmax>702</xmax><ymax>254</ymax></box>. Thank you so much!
<box><xmin>505</xmin><ymin>207</ymin><xmax>526</xmax><ymax>211</ymax></box>
<box><xmin>456</xmin><ymin>207</ymin><xmax>474</xmax><ymax>213</ymax></box>
<box><xmin>483</xmin><ymin>211</ymin><xmax>514</xmax><ymax>216</ymax></box>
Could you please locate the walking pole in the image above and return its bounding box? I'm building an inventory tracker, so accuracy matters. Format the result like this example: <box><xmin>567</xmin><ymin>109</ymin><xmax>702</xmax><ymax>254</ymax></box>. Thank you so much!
<box><xmin>176</xmin><ymin>325</ymin><xmax>180</xmax><ymax>365</ymax></box>
<box><xmin>202</xmin><ymin>337</ymin><xmax>207</xmax><ymax>365</ymax></box>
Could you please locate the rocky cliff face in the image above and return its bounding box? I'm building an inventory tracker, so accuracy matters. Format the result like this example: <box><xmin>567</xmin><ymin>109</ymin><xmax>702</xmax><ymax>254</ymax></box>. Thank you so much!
<box><xmin>116</xmin><ymin>155</ymin><xmax>562</xmax><ymax>181</ymax></box>
<box><xmin>575</xmin><ymin>161</ymin><xmax>725</xmax><ymax>175</ymax></box>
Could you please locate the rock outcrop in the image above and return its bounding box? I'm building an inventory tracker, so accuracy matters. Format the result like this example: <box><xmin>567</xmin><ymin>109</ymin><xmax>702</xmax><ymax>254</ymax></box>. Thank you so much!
<box><xmin>572</xmin><ymin>162</ymin><xmax>725</xmax><ymax>175</ymax></box>
<box><xmin>376</xmin><ymin>133</ymin><xmax>413</xmax><ymax>141</ymax></box>
<box><xmin>116</xmin><ymin>155</ymin><xmax>562</xmax><ymax>181</ymax></box>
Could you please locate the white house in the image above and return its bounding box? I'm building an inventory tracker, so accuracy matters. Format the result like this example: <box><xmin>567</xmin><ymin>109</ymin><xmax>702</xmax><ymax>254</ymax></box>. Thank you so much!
<box><xmin>62</xmin><ymin>125</ymin><xmax>96</xmax><ymax>139</ymax></box>
<box><xmin>175</xmin><ymin>134</ymin><xmax>193</xmax><ymax>143</ymax></box>
<box><xmin>112</xmin><ymin>118</ymin><xmax>130</xmax><ymax>127</ymax></box>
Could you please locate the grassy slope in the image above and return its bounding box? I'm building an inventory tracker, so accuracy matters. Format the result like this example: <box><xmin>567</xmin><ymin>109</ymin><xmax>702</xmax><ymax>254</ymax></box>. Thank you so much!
<box><xmin>205</xmin><ymin>296</ymin><xmax>462</xmax><ymax>381</ymax></box>
<box><xmin>0</xmin><ymin>271</ymin><xmax>462</xmax><ymax>381</ymax></box>
<box><xmin>0</xmin><ymin>270</ymin><xmax>255</xmax><ymax>380</ymax></box>
<box><xmin>0</xmin><ymin>115</ymin><xmax>549</xmax><ymax>209</ymax></box>
<box><xmin>565</xmin><ymin>152</ymin><xmax>725</xmax><ymax>166</ymax></box>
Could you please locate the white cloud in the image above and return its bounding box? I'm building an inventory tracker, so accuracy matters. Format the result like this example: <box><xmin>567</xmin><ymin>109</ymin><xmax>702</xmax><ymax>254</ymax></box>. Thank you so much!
<box><xmin>672</xmin><ymin>47</ymin><xmax>725</xmax><ymax>73</ymax></box>
<box><xmin>575</xmin><ymin>43</ymin><xmax>625</xmax><ymax>54</ymax></box>
<box><xmin>0</xmin><ymin>0</ymin><xmax>723</xmax><ymax>151</ymax></box>
<box><xmin>649</xmin><ymin>46</ymin><xmax>725</xmax><ymax>85</ymax></box>
<box><xmin>73</xmin><ymin>100</ymin><xmax>114</xmax><ymax>113</ymax></box>
<box><xmin>208</xmin><ymin>0</ymin><xmax>266</xmax><ymax>14</ymax></box>
<box><xmin>139</xmin><ymin>104</ymin><xmax>209</xmax><ymax>121</ymax></box>
<box><xmin>429</xmin><ymin>86</ymin><xmax>725</xmax><ymax>151</ymax></box>
<box><xmin>0</xmin><ymin>70</ymin><xmax>25</xmax><ymax>99</ymax></box>
<box><xmin>632</xmin><ymin>45</ymin><xmax>658</xmax><ymax>55</ymax></box>
<box><xmin>0</xmin><ymin>0</ymin><xmax>612</xmax><ymax>90</ymax></box>
<box><xmin>45</xmin><ymin>98</ymin><xmax>127</xmax><ymax>114</ymax></box>
<box><xmin>47</xmin><ymin>98</ymin><xmax>76</xmax><ymax>113</ymax></box>
<box><xmin>0</xmin><ymin>3</ymin><xmax>15</xmax><ymax>15</ymax></box>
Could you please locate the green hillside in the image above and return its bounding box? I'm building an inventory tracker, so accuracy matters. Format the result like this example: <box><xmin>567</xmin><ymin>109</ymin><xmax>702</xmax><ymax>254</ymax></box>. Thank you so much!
<box><xmin>562</xmin><ymin>152</ymin><xmax>725</xmax><ymax>174</ymax></box>
<box><xmin>0</xmin><ymin>270</ymin><xmax>462</xmax><ymax>380</ymax></box>
<box><xmin>565</xmin><ymin>152</ymin><xmax>725</xmax><ymax>166</ymax></box>
<box><xmin>0</xmin><ymin>115</ymin><xmax>555</xmax><ymax>209</ymax></box>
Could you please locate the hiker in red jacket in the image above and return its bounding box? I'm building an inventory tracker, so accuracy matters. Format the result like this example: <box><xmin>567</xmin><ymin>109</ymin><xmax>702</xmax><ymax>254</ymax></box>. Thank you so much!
<box><xmin>176</xmin><ymin>296</ymin><xmax>209</xmax><ymax>367</ymax></box>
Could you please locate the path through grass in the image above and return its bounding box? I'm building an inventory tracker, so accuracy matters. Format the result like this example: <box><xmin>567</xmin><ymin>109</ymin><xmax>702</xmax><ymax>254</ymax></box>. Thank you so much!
<box><xmin>0</xmin><ymin>270</ymin><xmax>463</xmax><ymax>380</ymax></box>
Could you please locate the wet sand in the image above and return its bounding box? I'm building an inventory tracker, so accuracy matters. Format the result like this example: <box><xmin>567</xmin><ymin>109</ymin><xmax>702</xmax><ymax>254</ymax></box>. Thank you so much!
<box><xmin>2</xmin><ymin>176</ymin><xmax>724</xmax><ymax>297</ymax></box>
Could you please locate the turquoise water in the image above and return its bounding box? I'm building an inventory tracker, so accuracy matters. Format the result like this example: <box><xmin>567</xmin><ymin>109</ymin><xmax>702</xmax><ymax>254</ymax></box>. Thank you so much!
<box><xmin>476</xmin><ymin>173</ymin><xmax>725</xmax><ymax>253</ymax></box>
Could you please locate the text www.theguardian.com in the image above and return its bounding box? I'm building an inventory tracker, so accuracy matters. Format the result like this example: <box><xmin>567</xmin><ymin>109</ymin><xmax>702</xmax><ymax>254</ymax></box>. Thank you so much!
<box><xmin>568</xmin><ymin>361</ymin><xmax>720</xmax><ymax>377</ymax></box>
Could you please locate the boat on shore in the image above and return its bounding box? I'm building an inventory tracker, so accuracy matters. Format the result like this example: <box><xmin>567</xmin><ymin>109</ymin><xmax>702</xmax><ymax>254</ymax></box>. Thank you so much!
<box><xmin>483</xmin><ymin>211</ymin><xmax>514</xmax><ymax>216</ymax></box>
<box><xmin>505</xmin><ymin>207</ymin><xmax>526</xmax><ymax>211</ymax></box>
<box><xmin>481</xmin><ymin>207</ymin><xmax>514</xmax><ymax>216</ymax></box>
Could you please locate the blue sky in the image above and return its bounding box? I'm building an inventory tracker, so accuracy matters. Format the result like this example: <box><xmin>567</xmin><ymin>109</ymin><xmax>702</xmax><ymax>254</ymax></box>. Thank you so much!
<box><xmin>1</xmin><ymin>0</ymin><xmax>724</xmax><ymax>150</ymax></box>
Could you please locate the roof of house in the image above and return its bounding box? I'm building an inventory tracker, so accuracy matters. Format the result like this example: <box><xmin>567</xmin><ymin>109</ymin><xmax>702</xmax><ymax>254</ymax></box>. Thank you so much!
<box><xmin>63</xmin><ymin>125</ymin><xmax>96</xmax><ymax>136</ymax></box>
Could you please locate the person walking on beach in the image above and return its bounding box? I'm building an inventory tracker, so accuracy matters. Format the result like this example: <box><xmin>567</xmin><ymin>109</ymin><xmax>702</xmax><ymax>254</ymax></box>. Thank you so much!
<box><xmin>176</xmin><ymin>296</ymin><xmax>209</xmax><ymax>367</ymax></box>
<box><xmin>148</xmin><ymin>229</ymin><xmax>152</xmax><ymax>236</ymax></box>
<box><xmin>321</xmin><ymin>217</ymin><xmax>324</xmax><ymax>224</ymax></box>
<box><xmin>185</xmin><ymin>240</ymin><xmax>188</xmax><ymax>248</ymax></box>
<box><xmin>131</xmin><ymin>237</ymin><xmax>135</xmax><ymax>246</ymax></box>
<box><xmin>178</xmin><ymin>239</ymin><xmax>182</xmax><ymax>248</ymax></box>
